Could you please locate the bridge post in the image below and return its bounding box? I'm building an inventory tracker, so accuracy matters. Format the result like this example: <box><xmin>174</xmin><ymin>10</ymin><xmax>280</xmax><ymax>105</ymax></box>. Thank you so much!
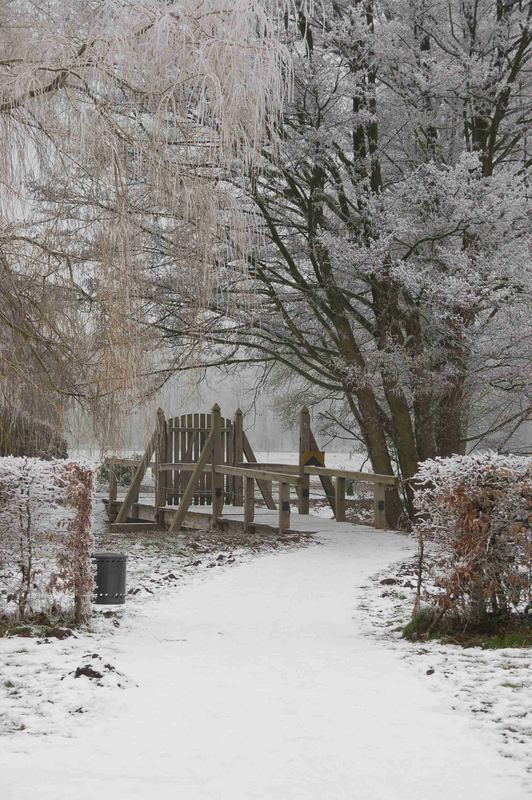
<box><xmin>279</xmin><ymin>481</ymin><xmax>291</xmax><ymax>532</ymax></box>
<box><xmin>335</xmin><ymin>477</ymin><xmax>346</xmax><ymax>522</ymax></box>
<box><xmin>298</xmin><ymin>407</ymin><xmax>311</xmax><ymax>514</ymax></box>
<box><xmin>244</xmin><ymin>476</ymin><xmax>254</xmax><ymax>532</ymax></box>
<box><xmin>233</xmin><ymin>408</ymin><xmax>244</xmax><ymax>506</ymax></box>
<box><xmin>374</xmin><ymin>482</ymin><xmax>387</xmax><ymax>529</ymax></box>
<box><xmin>108</xmin><ymin>463</ymin><xmax>117</xmax><ymax>522</ymax></box>
<box><xmin>211</xmin><ymin>404</ymin><xmax>224</xmax><ymax>526</ymax></box>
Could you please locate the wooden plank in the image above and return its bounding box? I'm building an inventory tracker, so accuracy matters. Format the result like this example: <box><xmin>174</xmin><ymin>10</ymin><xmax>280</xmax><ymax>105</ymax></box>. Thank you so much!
<box><xmin>160</xmin><ymin>463</ymin><xmax>302</xmax><ymax>484</ymax></box>
<box><xmin>193</xmin><ymin>413</ymin><xmax>200</xmax><ymax>505</ymax></box>
<box><xmin>108</xmin><ymin>466</ymin><xmax>117</xmax><ymax>522</ymax></box>
<box><xmin>130</xmin><ymin>502</ymin><xmax>156</xmax><ymax>522</ymax></box>
<box><xmin>165</xmin><ymin>417</ymin><xmax>172</xmax><ymax>505</ymax></box>
<box><xmin>162</xmin><ymin>507</ymin><xmax>309</xmax><ymax>538</ymax></box>
<box><xmin>304</xmin><ymin>466</ymin><xmax>398</xmax><ymax>484</ymax></box>
<box><xmin>298</xmin><ymin>406</ymin><xmax>311</xmax><ymax>514</ymax></box>
<box><xmin>211</xmin><ymin>404</ymin><xmax>224</xmax><ymax>526</ymax></box>
<box><xmin>107</xmin><ymin>458</ymin><xmax>157</xmax><ymax>467</ymax></box>
<box><xmin>192</xmin><ymin>413</ymin><xmax>200</xmax><ymax>505</ymax></box>
<box><xmin>234</xmin><ymin>409</ymin><xmax>244</xmax><ymax>506</ymax></box>
<box><xmin>278</xmin><ymin>481</ymin><xmax>291</xmax><ymax>532</ymax></box>
<box><xmin>174</xmin><ymin>414</ymin><xmax>182</xmax><ymax>503</ymax></box>
<box><xmin>185</xmin><ymin>413</ymin><xmax>193</xmax><ymax>505</ymax></box>
<box><xmin>155</xmin><ymin>410</ymin><xmax>168</xmax><ymax>524</ymax></box>
<box><xmin>225</xmin><ymin>418</ymin><xmax>234</xmax><ymax>504</ymax></box>
<box><xmin>158</xmin><ymin>462</ymin><xmax>198</xmax><ymax>471</ymax></box>
<box><xmin>173</xmin><ymin>434</ymin><xmax>199</xmax><ymax>499</ymax></box>
<box><xmin>199</xmin><ymin>412</ymin><xmax>206</xmax><ymax>505</ymax></box>
<box><xmin>335</xmin><ymin>477</ymin><xmax>346</xmax><ymax>522</ymax></box>
<box><xmin>110</xmin><ymin>522</ymin><xmax>163</xmax><ymax>532</ymax></box>
<box><xmin>374</xmin><ymin>482</ymin><xmax>387</xmax><ymax>530</ymax></box>
<box><xmin>114</xmin><ymin>414</ymin><xmax>161</xmax><ymax>524</ymax></box>
<box><xmin>205</xmin><ymin>412</ymin><xmax>212</xmax><ymax>506</ymax></box>
<box><xmin>130</xmin><ymin>482</ymin><xmax>140</xmax><ymax>520</ymax></box>
<box><xmin>215</xmin><ymin>465</ymin><xmax>302</xmax><ymax>484</ymax></box>
<box><xmin>167</xmin><ymin>432</ymin><xmax>214</xmax><ymax>532</ymax></box>
<box><xmin>180</xmin><ymin>413</ymin><xmax>186</xmax><ymax>506</ymax></box>
<box><xmin>244</xmin><ymin>476</ymin><xmax>254</xmax><ymax>532</ymax></box>
<box><xmin>242</xmin><ymin>432</ymin><xmax>276</xmax><ymax>510</ymax></box>
<box><xmin>172</xmin><ymin>416</ymin><xmax>179</xmax><ymax>505</ymax></box>
<box><xmin>236</xmin><ymin>463</ymin><xmax>299</xmax><ymax>473</ymax></box>
<box><xmin>167</xmin><ymin>425</ymin><xmax>232</xmax><ymax>433</ymax></box>
<box><xmin>165</xmin><ymin>416</ymin><xmax>173</xmax><ymax>506</ymax></box>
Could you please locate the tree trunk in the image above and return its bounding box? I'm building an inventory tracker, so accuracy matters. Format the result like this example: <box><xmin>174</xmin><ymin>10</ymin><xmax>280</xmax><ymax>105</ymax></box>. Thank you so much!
<box><xmin>436</xmin><ymin>377</ymin><xmax>467</xmax><ymax>457</ymax></box>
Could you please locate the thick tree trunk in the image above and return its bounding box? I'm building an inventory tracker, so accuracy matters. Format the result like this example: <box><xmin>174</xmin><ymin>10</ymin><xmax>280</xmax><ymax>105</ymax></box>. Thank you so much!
<box><xmin>373</xmin><ymin>283</ymin><xmax>420</xmax><ymax>487</ymax></box>
<box><xmin>436</xmin><ymin>376</ymin><xmax>467</xmax><ymax>457</ymax></box>
<box><xmin>347</xmin><ymin>391</ymin><xmax>407</xmax><ymax>529</ymax></box>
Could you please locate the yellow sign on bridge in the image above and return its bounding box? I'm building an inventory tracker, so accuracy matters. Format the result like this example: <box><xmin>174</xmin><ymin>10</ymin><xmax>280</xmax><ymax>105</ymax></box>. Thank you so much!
<box><xmin>300</xmin><ymin>450</ymin><xmax>325</xmax><ymax>468</ymax></box>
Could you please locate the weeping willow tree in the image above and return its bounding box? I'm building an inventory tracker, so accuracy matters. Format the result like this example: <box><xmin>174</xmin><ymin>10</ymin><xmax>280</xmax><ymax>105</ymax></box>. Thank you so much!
<box><xmin>0</xmin><ymin>0</ymin><xmax>291</xmax><ymax>450</ymax></box>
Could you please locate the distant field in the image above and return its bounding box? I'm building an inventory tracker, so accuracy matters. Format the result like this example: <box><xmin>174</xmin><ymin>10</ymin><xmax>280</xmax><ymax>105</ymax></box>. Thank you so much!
<box><xmin>254</xmin><ymin>451</ymin><xmax>371</xmax><ymax>472</ymax></box>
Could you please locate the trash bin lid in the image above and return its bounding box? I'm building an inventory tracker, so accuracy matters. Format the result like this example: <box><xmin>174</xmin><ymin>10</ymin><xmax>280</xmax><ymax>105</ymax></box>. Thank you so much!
<box><xmin>91</xmin><ymin>551</ymin><xmax>127</xmax><ymax>560</ymax></box>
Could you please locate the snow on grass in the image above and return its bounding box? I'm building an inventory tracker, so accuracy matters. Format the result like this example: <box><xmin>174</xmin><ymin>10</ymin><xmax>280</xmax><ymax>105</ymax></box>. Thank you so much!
<box><xmin>359</xmin><ymin>553</ymin><xmax>532</xmax><ymax>776</ymax></box>
<box><xmin>0</xmin><ymin>627</ymin><xmax>128</xmax><ymax>736</ymax></box>
<box><xmin>0</xmin><ymin>494</ymin><xmax>311</xmax><ymax>740</ymax></box>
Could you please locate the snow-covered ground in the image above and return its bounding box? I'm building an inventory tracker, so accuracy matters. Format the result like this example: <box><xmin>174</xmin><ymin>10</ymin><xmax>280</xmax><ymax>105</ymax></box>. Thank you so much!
<box><xmin>360</xmin><ymin>553</ymin><xmax>532</xmax><ymax>778</ymax></box>
<box><xmin>1</xmin><ymin>511</ymin><xmax>529</xmax><ymax>799</ymax></box>
<box><xmin>0</xmin><ymin>499</ymin><xmax>309</xmax><ymax>737</ymax></box>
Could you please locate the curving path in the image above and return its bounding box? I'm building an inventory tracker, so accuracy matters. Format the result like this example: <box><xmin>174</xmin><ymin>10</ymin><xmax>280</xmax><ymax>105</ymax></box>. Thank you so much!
<box><xmin>2</xmin><ymin>515</ymin><xmax>528</xmax><ymax>799</ymax></box>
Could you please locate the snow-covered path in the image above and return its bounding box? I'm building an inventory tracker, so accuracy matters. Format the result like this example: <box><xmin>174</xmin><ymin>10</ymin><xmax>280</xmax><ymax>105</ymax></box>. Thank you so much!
<box><xmin>2</xmin><ymin>517</ymin><xmax>528</xmax><ymax>799</ymax></box>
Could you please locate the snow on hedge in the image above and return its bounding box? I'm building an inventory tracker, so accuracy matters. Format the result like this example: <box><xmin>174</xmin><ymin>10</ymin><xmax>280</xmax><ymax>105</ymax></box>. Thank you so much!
<box><xmin>413</xmin><ymin>452</ymin><xmax>532</xmax><ymax>627</ymax></box>
<box><xmin>0</xmin><ymin>457</ymin><xmax>94</xmax><ymax>626</ymax></box>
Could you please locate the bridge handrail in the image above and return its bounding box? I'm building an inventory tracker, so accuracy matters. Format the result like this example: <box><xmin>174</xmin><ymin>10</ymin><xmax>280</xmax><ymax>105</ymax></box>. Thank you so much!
<box><xmin>303</xmin><ymin>466</ymin><xmax>398</xmax><ymax>485</ymax></box>
<box><xmin>215</xmin><ymin>465</ymin><xmax>302</xmax><ymax>485</ymax></box>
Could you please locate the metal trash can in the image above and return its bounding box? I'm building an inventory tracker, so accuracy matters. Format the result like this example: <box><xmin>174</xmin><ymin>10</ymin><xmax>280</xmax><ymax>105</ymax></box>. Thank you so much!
<box><xmin>92</xmin><ymin>552</ymin><xmax>127</xmax><ymax>605</ymax></box>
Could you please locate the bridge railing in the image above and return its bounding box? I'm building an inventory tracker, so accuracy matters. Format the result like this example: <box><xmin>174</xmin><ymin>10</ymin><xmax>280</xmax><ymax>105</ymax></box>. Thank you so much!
<box><xmin>107</xmin><ymin>404</ymin><xmax>399</xmax><ymax>533</ymax></box>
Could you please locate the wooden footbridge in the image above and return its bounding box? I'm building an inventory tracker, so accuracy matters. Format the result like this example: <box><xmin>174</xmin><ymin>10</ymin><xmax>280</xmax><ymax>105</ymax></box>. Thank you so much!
<box><xmin>104</xmin><ymin>405</ymin><xmax>398</xmax><ymax>535</ymax></box>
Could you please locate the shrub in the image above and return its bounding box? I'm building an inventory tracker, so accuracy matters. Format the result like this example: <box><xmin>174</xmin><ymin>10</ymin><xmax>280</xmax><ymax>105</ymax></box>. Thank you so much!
<box><xmin>411</xmin><ymin>452</ymin><xmax>532</xmax><ymax>635</ymax></box>
<box><xmin>0</xmin><ymin>456</ymin><xmax>94</xmax><ymax>627</ymax></box>
<box><xmin>0</xmin><ymin>412</ymin><xmax>68</xmax><ymax>459</ymax></box>
<box><xmin>55</xmin><ymin>463</ymin><xmax>94</xmax><ymax>626</ymax></box>
<box><xmin>96</xmin><ymin>455</ymin><xmax>142</xmax><ymax>488</ymax></box>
